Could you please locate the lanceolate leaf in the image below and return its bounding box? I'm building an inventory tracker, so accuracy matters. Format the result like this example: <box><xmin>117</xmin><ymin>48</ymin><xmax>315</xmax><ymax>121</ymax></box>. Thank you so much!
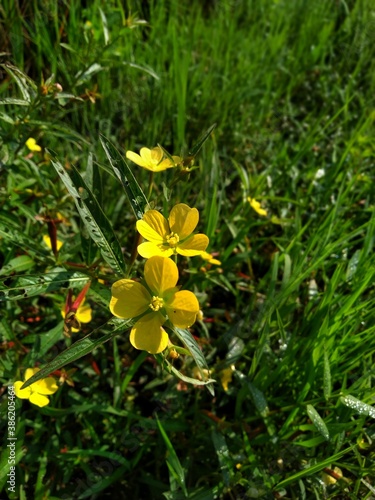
<box><xmin>50</xmin><ymin>156</ymin><xmax>126</xmax><ymax>275</ymax></box>
<box><xmin>0</xmin><ymin>269</ymin><xmax>88</xmax><ymax>301</ymax></box>
<box><xmin>100</xmin><ymin>135</ymin><xmax>149</xmax><ymax>220</ymax></box>
<box><xmin>21</xmin><ymin>318</ymin><xmax>132</xmax><ymax>389</ymax></box>
<box><xmin>188</xmin><ymin>123</ymin><xmax>216</xmax><ymax>157</ymax></box>
<box><xmin>173</xmin><ymin>327</ymin><xmax>215</xmax><ymax>396</ymax></box>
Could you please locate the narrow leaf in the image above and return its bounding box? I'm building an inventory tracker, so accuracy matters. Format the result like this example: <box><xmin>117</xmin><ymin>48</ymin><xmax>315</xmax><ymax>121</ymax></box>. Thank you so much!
<box><xmin>173</xmin><ymin>327</ymin><xmax>214</xmax><ymax>396</ymax></box>
<box><xmin>0</xmin><ymin>255</ymin><xmax>34</xmax><ymax>275</ymax></box>
<box><xmin>156</xmin><ymin>415</ymin><xmax>187</xmax><ymax>496</ymax></box>
<box><xmin>0</xmin><ymin>269</ymin><xmax>88</xmax><ymax>302</ymax></box>
<box><xmin>21</xmin><ymin>318</ymin><xmax>131</xmax><ymax>389</ymax></box>
<box><xmin>340</xmin><ymin>395</ymin><xmax>375</xmax><ymax>419</ymax></box>
<box><xmin>100</xmin><ymin>135</ymin><xmax>149</xmax><ymax>220</ymax></box>
<box><xmin>306</xmin><ymin>404</ymin><xmax>330</xmax><ymax>441</ymax></box>
<box><xmin>188</xmin><ymin>123</ymin><xmax>216</xmax><ymax>157</ymax></box>
<box><xmin>50</xmin><ymin>156</ymin><xmax>126</xmax><ymax>275</ymax></box>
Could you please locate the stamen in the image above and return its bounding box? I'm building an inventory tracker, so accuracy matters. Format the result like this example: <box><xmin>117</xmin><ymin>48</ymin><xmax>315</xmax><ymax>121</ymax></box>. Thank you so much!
<box><xmin>149</xmin><ymin>296</ymin><xmax>164</xmax><ymax>311</ymax></box>
<box><xmin>166</xmin><ymin>232</ymin><xmax>180</xmax><ymax>248</ymax></box>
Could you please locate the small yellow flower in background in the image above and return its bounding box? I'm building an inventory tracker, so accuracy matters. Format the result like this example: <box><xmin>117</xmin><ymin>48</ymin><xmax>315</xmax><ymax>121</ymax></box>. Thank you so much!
<box><xmin>26</xmin><ymin>137</ymin><xmax>42</xmax><ymax>152</ymax></box>
<box><xmin>126</xmin><ymin>146</ymin><xmax>181</xmax><ymax>172</ymax></box>
<box><xmin>201</xmin><ymin>251</ymin><xmax>221</xmax><ymax>266</ymax></box>
<box><xmin>248</xmin><ymin>197</ymin><xmax>268</xmax><ymax>217</ymax></box>
<box><xmin>14</xmin><ymin>368</ymin><xmax>58</xmax><ymax>407</ymax></box>
<box><xmin>61</xmin><ymin>298</ymin><xmax>92</xmax><ymax>332</ymax></box>
<box><xmin>110</xmin><ymin>256</ymin><xmax>200</xmax><ymax>354</ymax></box>
<box><xmin>43</xmin><ymin>234</ymin><xmax>63</xmax><ymax>251</ymax></box>
<box><xmin>219</xmin><ymin>365</ymin><xmax>235</xmax><ymax>391</ymax></box>
<box><xmin>321</xmin><ymin>466</ymin><xmax>343</xmax><ymax>485</ymax></box>
<box><xmin>136</xmin><ymin>203</ymin><xmax>209</xmax><ymax>258</ymax></box>
<box><xmin>196</xmin><ymin>310</ymin><xmax>204</xmax><ymax>321</ymax></box>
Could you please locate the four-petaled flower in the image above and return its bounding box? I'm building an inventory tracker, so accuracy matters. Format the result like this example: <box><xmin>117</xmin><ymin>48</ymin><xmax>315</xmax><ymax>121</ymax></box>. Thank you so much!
<box><xmin>14</xmin><ymin>368</ymin><xmax>59</xmax><ymax>407</ymax></box>
<box><xmin>248</xmin><ymin>197</ymin><xmax>268</xmax><ymax>217</ymax></box>
<box><xmin>110</xmin><ymin>256</ymin><xmax>199</xmax><ymax>354</ymax></box>
<box><xmin>126</xmin><ymin>146</ymin><xmax>181</xmax><ymax>172</ymax></box>
<box><xmin>136</xmin><ymin>203</ymin><xmax>209</xmax><ymax>258</ymax></box>
<box><xmin>26</xmin><ymin>137</ymin><xmax>42</xmax><ymax>152</ymax></box>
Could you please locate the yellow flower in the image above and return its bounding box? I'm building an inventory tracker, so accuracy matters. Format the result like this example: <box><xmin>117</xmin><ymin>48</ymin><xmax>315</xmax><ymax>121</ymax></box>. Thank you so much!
<box><xmin>136</xmin><ymin>203</ymin><xmax>209</xmax><ymax>258</ymax></box>
<box><xmin>43</xmin><ymin>234</ymin><xmax>63</xmax><ymax>251</ymax></box>
<box><xmin>126</xmin><ymin>146</ymin><xmax>181</xmax><ymax>172</ymax></box>
<box><xmin>61</xmin><ymin>298</ymin><xmax>92</xmax><ymax>332</ymax></box>
<box><xmin>248</xmin><ymin>197</ymin><xmax>268</xmax><ymax>217</ymax></box>
<box><xmin>201</xmin><ymin>251</ymin><xmax>221</xmax><ymax>266</ymax></box>
<box><xmin>14</xmin><ymin>368</ymin><xmax>58</xmax><ymax>407</ymax></box>
<box><xmin>26</xmin><ymin>137</ymin><xmax>42</xmax><ymax>152</ymax></box>
<box><xmin>110</xmin><ymin>256</ymin><xmax>200</xmax><ymax>354</ymax></box>
<box><xmin>219</xmin><ymin>365</ymin><xmax>235</xmax><ymax>391</ymax></box>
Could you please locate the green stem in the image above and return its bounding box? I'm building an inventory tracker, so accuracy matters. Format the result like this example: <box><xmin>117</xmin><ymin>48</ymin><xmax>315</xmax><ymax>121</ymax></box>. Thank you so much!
<box><xmin>147</xmin><ymin>171</ymin><xmax>154</xmax><ymax>200</ymax></box>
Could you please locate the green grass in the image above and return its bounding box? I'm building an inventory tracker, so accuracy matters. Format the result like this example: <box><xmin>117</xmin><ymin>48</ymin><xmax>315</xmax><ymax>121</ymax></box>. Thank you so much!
<box><xmin>1</xmin><ymin>0</ymin><xmax>375</xmax><ymax>498</ymax></box>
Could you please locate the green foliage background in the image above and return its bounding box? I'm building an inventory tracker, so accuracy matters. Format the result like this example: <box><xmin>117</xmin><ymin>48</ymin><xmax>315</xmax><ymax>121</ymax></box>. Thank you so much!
<box><xmin>1</xmin><ymin>0</ymin><xmax>375</xmax><ymax>498</ymax></box>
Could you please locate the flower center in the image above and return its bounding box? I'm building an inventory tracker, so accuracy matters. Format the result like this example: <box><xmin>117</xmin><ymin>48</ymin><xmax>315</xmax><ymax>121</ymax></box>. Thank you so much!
<box><xmin>166</xmin><ymin>232</ymin><xmax>180</xmax><ymax>248</ymax></box>
<box><xmin>149</xmin><ymin>296</ymin><xmax>164</xmax><ymax>311</ymax></box>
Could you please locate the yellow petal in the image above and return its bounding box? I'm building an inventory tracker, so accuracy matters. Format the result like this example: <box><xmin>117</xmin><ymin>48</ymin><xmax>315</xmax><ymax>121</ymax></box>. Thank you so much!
<box><xmin>29</xmin><ymin>392</ymin><xmax>50</xmax><ymax>407</ymax></box>
<box><xmin>166</xmin><ymin>290</ymin><xmax>199</xmax><ymax>328</ymax></box>
<box><xmin>25</xmin><ymin>367</ymin><xmax>39</xmax><ymax>379</ymax></box>
<box><xmin>14</xmin><ymin>381</ymin><xmax>31</xmax><ymax>399</ymax></box>
<box><xmin>126</xmin><ymin>150</ymin><xmax>148</xmax><ymax>168</ymax></box>
<box><xmin>141</xmin><ymin>211</ymin><xmax>169</xmax><ymax>239</ymax></box>
<box><xmin>130</xmin><ymin>313</ymin><xmax>169</xmax><ymax>353</ymax></box>
<box><xmin>150</xmin><ymin>147</ymin><xmax>163</xmax><ymax>163</ymax></box>
<box><xmin>169</xmin><ymin>204</ymin><xmax>199</xmax><ymax>239</ymax></box>
<box><xmin>110</xmin><ymin>279</ymin><xmax>150</xmax><ymax>318</ymax></box>
<box><xmin>177</xmin><ymin>234</ymin><xmax>209</xmax><ymax>257</ymax></box>
<box><xmin>137</xmin><ymin>242</ymin><xmax>174</xmax><ymax>259</ymax></box>
<box><xmin>219</xmin><ymin>366</ymin><xmax>234</xmax><ymax>391</ymax></box>
<box><xmin>35</xmin><ymin>376</ymin><xmax>59</xmax><ymax>395</ymax></box>
<box><xmin>248</xmin><ymin>197</ymin><xmax>268</xmax><ymax>217</ymax></box>
<box><xmin>172</xmin><ymin>155</ymin><xmax>182</xmax><ymax>165</ymax></box>
<box><xmin>43</xmin><ymin>235</ymin><xmax>63</xmax><ymax>251</ymax></box>
<box><xmin>76</xmin><ymin>303</ymin><xmax>92</xmax><ymax>323</ymax></box>
<box><xmin>137</xmin><ymin>219</ymin><xmax>165</xmax><ymax>243</ymax></box>
<box><xmin>26</xmin><ymin>137</ymin><xmax>42</xmax><ymax>152</ymax></box>
<box><xmin>201</xmin><ymin>252</ymin><xmax>221</xmax><ymax>265</ymax></box>
<box><xmin>144</xmin><ymin>256</ymin><xmax>178</xmax><ymax>296</ymax></box>
<box><xmin>139</xmin><ymin>146</ymin><xmax>163</xmax><ymax>165</ymax></box>
<box><xmin>151</xmin><ymin>159</ymin><xmax>175</xmax><ymax>171</ymax></box>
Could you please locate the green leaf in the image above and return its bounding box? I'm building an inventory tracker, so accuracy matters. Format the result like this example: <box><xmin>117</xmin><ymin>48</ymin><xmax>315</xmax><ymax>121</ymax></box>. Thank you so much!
<box><xmin>173</xmin><ymin>327</ymin><xmax>215</xmax><ymax>396</ymax></box>
<box><xmin>100</xmin><ymin>135</ymin><xmax>149</xmax><ymax>220</ymax></box>
<box><xmin>306</xmin><ymin>404</ymin><xmax>330</xmax><ymax>441</ymax></box>
<box><xmin>237</xmin><ymin>372</ymin><xmax>269</xmax><ymax>417</ymax></box>
<box><xmin>156</xmin><ymin>415</ymin><xmax>187</xmax><ymax>496</ymax></box>
<box><xmin>0</xmin><ymin>269</ymin><xmax>88</xmax><ymax>301</ymax></box>
<box><xmin>211</xmin><ymin>431</ymin><xmax>231</xmax><ymax>486</ymax></box>
<box><xmin>275</xmin><ymin>446</ymin><xmax>353</xmax><ymax>489</ymax></box>
<box><xmin>29</xmin><ymin>321</ymin><xmax>65</xmax><ymax>362</ymax></box>
<box><xmin>50</xmin><ymin>155</ymin><xmax>126</xmax><ymax>275</ymax></box>
<box><xmin>21</xmin><ymin>318</ymin><xmax>131</xmax><ymax>389</ymax></box>
<box><xmin>323</xmin><ymin>350</ymin><xmax>332</xmax><ymax>401</ymax></box>
<box><xmin>340</xmin><ymin>395</ymin><xmax>375</xmax><ymax>418</ymax></box>
<box><xmin>0</xmin><ymin>98</ymin><xmax>30</xmax><ymax>106</ymax></box>
<box><xmin>0</xmin><ymin>255</ymin><xmax>35</xmax><ymax>275</ymax></box>
<box><xmin>188</xmin><ymin>123</ymin><xmax>216</xmax><ymax>157</ymax></box>
<box><xmin>167</xmin><ymin>361</ymin><xmax>216</xmax><ymax>387</ymax></box>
